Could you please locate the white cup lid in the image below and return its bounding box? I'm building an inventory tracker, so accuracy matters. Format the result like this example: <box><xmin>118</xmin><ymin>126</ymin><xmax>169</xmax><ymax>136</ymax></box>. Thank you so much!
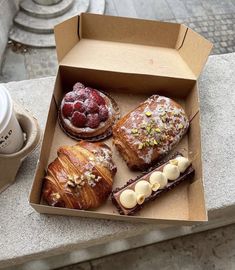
<box><xmin>0</xmin><ymin>85</ymin><xmax>12</xmax><ymax>133</ymax></box>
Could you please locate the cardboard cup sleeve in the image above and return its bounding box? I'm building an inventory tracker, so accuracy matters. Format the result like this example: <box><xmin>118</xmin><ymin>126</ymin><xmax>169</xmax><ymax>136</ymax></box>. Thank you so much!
<box><xmin>0</xmin><ymin>103</ymin><xmax>40</xmax><ymax>193</ymax></box>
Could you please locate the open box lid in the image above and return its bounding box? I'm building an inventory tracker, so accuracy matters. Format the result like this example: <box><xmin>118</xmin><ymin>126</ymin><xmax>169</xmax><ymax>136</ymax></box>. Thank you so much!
<box><xmin>54</xmin><ymin>13</ymin><xmax>213</xmax><ymax>81</ymax></box>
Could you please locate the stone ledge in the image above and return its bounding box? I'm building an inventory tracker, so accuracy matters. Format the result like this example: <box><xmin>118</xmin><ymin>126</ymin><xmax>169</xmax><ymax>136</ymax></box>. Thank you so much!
<box><xmin>5</xmin><ymin>208</ymin><xmax>235</xmax><ymax>270</ymax></box>
<box><xmin>0</xmin><ymin>52</ymin><xmax>235</xmax><ymax>268</ymax></box>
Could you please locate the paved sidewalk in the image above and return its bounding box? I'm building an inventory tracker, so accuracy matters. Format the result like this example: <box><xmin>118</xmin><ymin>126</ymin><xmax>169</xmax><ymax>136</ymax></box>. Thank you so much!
<box><xmin>173</xmin><ymin>13</ymin><xmax>235</xmax><ymax>54</ymax></box>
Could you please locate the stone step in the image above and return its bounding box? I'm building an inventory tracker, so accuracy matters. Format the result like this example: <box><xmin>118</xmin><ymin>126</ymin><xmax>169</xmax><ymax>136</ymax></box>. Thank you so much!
<box><xmin>14</xmin><ymin>0</ymin><xmax>90</xmax><ymax>34</ymax></box>
<box><xmin>9</xmin><ymin>27</ymin><xmax>56</xmax><ymax>47</ymax></box>
<box><xmin>9</xmin><ymin>0</ymin><xmax>105</xmax><ymax>48</ymax></box>
<box><xmin>33</xmin><ymin>0</ymin><xmax>62</xmax><ymax>5</ymax></box>
<box><xmin>20</xmin><ymin>0</ymin><xmax>74</xmax><ymax>19</ymax></box>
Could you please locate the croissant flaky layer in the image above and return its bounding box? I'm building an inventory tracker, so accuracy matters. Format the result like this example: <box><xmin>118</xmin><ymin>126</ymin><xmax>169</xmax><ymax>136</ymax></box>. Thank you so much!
<box><xmin>113</xmin><ymin>95</ymin><xmax>189</xmax><ymax>170</ymax></box>
<box><xmin>42</xmin><ymin>141</ymin><xmax>117</xmax><ymax>210</ymax></box>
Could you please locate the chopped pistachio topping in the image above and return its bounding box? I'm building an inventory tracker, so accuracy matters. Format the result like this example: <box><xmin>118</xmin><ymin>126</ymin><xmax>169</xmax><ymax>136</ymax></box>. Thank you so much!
<box><xmin>150</xmin><ymin>119</ymin><xmax>155</xmax><ymax>123</ymax></box>
<box><xmin>153</xmin><ymin>139</ymin><xmax>158</xmax><ymax>145</ymax></box>
<box><xmin>131</xmin><ymin>128</ymin><xmax>138</xmax><ymax>134</ymax></box>
<box><xmin>149</xmin><ymin>140</ymin><xmax>155</xmax><ymax>146</ymax></box>
<box><xmin>145</xmin><ymin>111</ymin><xmax>152</xmax><ymax>117</ymax></box>
<box><xmin>138</xmin><ymin>143</ymin><xmax>144</xmax><ymax>150</ymax></box>
<box><xmin>155</xmin><ymin>128</ymin><xmax>161</xmax><ymax>133</ymax></box>
<box><xmin>161</xmin><ymin>116</ymin><xmax>167</xmax><ymax>123</ymax></box>
<box><xmin>141</xmin><ymin>121</ymin><xmax>147</xmax><ymax>128</ymax></box>
<box><xmin>146</xmin><ymin>126</ymin><xmax>151</xmax><ymax>134</ymax></box>
<box><xmin>178</xmin><ymin>123</ymin><xmax>184</xmax><ymax>129</ymax></box>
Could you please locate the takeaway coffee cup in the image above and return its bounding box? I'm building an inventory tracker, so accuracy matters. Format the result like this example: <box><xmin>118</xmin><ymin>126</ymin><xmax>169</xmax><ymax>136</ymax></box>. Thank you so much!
<box><xmin>0</xmin><ymin>86</ymin><xmax>24</xmax><ymax>154</ymax></box>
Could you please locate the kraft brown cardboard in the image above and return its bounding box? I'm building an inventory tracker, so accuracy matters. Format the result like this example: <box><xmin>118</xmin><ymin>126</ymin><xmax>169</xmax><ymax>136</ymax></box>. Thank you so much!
<box><xmin>29</xmin><ymin>13</ymin><xmax>212</xmax><ymax>224</ymax></box>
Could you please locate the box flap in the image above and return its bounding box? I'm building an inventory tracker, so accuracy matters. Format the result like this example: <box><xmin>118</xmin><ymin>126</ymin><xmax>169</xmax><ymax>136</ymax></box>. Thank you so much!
<box><xmin>54</xmin><ymin>15</ymin><xmax>80</xmax><ymax>62</ymax></box>
<box><xmin>178</xmin><ymin>28</ymin><xmax>213</xmax><ymax>78</ymax></box>
<box><xmin>54</xmin><ymin>13</ymin><xmax>212</xmax><ymax>80</ymax></box>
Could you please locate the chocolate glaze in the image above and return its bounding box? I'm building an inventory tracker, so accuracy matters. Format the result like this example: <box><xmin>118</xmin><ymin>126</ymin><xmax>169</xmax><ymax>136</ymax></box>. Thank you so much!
<box><xmin>111</xmin><ymin>152</ymin><xmax>195</xmax><ymax>215</ymax></box>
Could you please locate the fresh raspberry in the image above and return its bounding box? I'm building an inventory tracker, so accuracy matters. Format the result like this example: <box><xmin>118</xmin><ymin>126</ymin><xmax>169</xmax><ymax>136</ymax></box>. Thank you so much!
<box><xmin>86</xmin><ymin>113</ymin><xmax>100</xmax><ymax>129</ymax></box>
<box><xmin>74</xmin><ymin>101</ymin><xmax>85</xmax><ymax>113</ymax></box>
<box><xmin>84</xmin><ymin>99</ymin><xmax>99</xmax><ymax>114</ymax></box>
<box><xmin>62</xmin><ymin>103</ymin><xmax>74</xmax><ymax>118</ymax></box>
<box><xmin>75</xmin><ymin>88</ymin><xmax>91</xmax><ymax>101</ymax></box>
<box><xmin>90</xmin><ymin>90</ymin><xmax>105</xmax><ymax>105</ymax></box>
<box><xmin>99</xmin><ymin>105</ymin><xmax>109</xmax><ymax>121</ymax></box>
<box><xmin>64</xmin><ymin>91</ymin><xmax>77</xmax><ymax>102</ymax></box>
<box><xmin>73</xmin><ymin>82</ymin><xmax>85</xmax><ymax>91</ymax></box>
<box><xmin>71</xmin><ymin>112</ymin><xmax>87</xmax><ymax>127</ymax></box>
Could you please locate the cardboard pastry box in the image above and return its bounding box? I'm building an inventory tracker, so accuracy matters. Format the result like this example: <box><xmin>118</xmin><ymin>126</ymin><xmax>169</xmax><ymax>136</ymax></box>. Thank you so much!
<box><xmin>30</xmin><ymin>13</ymin><xmax>212</xmax><ymax>224</ymax></box>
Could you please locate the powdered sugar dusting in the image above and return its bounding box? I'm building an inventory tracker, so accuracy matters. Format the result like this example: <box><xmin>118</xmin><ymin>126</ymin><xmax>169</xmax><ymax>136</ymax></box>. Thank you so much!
<box><xmin>115</xmin><ymin>95</ymin><xmax>189</xmax><ymax>165</ymax></box>
<box><xmin>61</xmin><ymin>92</ymin><xmax>113</xmax><ymax>131</ymax></box>
<box><xmin>91</xmin><ymin>147</ymin><xmax>116</xmax><ymax>172</ymax></box>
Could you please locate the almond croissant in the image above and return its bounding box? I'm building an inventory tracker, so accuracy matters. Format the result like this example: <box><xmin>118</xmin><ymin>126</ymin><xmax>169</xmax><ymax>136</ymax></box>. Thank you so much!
<box><xmin>42</xmin><ymin>141</ymin><xmax>117</xmax><ymax>210</ymax></box>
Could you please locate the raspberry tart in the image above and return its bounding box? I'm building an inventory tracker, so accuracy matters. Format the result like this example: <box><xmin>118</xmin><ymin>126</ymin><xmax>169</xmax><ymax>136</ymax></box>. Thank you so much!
<box><xmin>59</xmin><ymin>82</ymin><xmax>119</xmax><ymax>141</ymax></box>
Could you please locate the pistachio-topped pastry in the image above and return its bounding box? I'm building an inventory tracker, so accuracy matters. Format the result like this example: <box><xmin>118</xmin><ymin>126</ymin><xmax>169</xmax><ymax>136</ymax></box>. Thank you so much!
<box><xmin>113</xmin><ymin>95</ymin><xmax>189</xmax><ymax>170</ymax></box>
<box><xmin>111</xmin><ymin>153</ymin><xmax>194</xmax><ymax>215</ymax></box>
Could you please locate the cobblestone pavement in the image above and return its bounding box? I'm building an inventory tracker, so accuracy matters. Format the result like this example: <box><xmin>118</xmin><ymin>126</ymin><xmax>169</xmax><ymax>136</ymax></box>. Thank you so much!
<box><xmin>0</xmin><ymin>46</ymin><xmax>57</xmax><ymax>82</ymax></box>
<box><xmin>170</xmin><ymin>13</ymin><xmax>235</xmax><ymax>55</ymax></box>
<box><xmin>0</xmin><ymin>1</ymin><xmax>234</xmax><ymax>82</ymax></box>
<box><xmin>24</xmin><ymin>48</ymin><xmax>57</xmax><ymax>79</ymax></box>
<box><xmin>57</xmin><ymin>224</ymin><xmax>235</xmax><ymax>270</ymax></box>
